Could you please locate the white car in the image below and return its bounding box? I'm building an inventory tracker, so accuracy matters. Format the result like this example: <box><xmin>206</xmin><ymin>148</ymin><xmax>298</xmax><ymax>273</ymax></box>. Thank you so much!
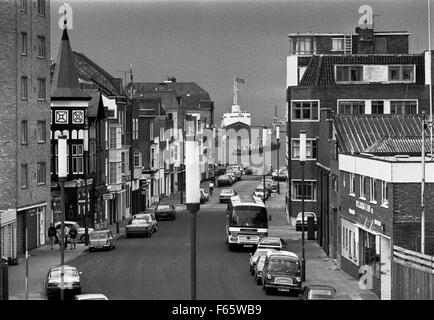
<box><xmin>54</xmin><ymin>221</ymin><xmax>94</xmax><ymax>243</ymax></box>
<box><xmin>257</xmin><ymin>237</ymin><xmax>286</xmax><ymax>250</ymax></box>
<box><xmin>295</xmin><ymin>212</ymin><xmax>318</xmax><ymax>231</ymax></box>
<box><xmin>249</xmin><ymin>248</ymin><xmax>278</xmax><ymax>275</ymax></box>
<box><xmin>73</xmin><ymin>293</ymin><xmax>108</xmax><ymax>300</ymax></box>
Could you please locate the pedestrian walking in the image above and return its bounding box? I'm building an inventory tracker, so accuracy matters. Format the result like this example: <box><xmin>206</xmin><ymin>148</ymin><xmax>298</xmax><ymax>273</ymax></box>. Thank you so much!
<box><xmin>62</xmin><ymin>226</ymin><xmax>69</xmax><ymax>249</ymax></box>
<box><xmin>69</xmin><ymin>227</ymin><xmax>77</xmax><ymax>249</ymax></box>
<box><xmin>48</xmin><ymin>223</ymin><xmax>57</xmax><ymax>250</ymax></box>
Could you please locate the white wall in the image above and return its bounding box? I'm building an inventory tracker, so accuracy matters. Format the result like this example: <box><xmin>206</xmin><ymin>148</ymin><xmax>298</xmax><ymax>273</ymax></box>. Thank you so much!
<box><xmin>286</xmin><ymin>55</ymin><xmax>298</xmax><ymax>88</ymax></box>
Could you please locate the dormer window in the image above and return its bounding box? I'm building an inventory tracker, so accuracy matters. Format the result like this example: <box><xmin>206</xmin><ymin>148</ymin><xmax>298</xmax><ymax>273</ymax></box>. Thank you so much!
<box><xmin>332</xmin><ymin>38</ymin><xmax>344</xmax><ymax>51</ymax></box>
<box><xmin>336</xmin><ymin>65</ymin><xmax>363</xmax><ymax>82</ymax></box>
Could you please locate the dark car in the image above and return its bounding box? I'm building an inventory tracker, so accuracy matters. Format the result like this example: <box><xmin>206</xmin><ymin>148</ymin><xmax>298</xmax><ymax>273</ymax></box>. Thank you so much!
<box><xmin>262</xmin><ymin>251</ymin><xmax>302</xmax><ymax>295</ymax></box>
<box><xmin>125</xmin><ymin>216</ymin><xmax>155</xmax><ymax>238</ymax></box>
<box><xmin>299</xmin><ymin>285</ymin><xmax>337</xmax><ymax>300</ymax></box>
<box><xmin>217</xmin><ymin>174</ymin><xmax>233</xmax><ymax>187</ymax></box>
<box><xmin>244</xmin><ymin>167</ymin><xmax>253</xmax><ymax>175</ymax></box>
<box><xmin>155</xmin><ymin>204</ymin><xmax>176</xmax><ymax>220</ymax></box>
<box><xmin>45</xmin><ymin>265</ymin><xmax>82</xmax><ymax>300</ymax></box>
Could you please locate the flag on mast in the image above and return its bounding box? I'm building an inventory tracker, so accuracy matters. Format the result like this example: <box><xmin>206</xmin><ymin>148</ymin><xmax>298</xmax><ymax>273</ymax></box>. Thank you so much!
<box><xmin>235</xmin><ymin>77</ymin><xmax>245</xmax><ymax>84</ymax></box>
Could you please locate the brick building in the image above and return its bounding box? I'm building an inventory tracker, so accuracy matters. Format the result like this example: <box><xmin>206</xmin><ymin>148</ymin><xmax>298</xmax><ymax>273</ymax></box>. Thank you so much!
<box><xmin>0</xmin><ymin>0</ymin><xmax>51</xmax><ymax>257</ymax></box>
<box><xmin>286</xmin><ymin>17</ymin><xmax>434</xmax><ymax>252</ymax></box>
<box><xmin>317</xmin><ymin>112</ymin><xmax>434</xmax><ymax>299</ymax></box>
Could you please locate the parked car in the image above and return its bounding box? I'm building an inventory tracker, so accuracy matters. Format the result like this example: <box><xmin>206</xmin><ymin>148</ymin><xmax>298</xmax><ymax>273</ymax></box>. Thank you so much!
<box><xmin>219</xmin><ymin>188</ymin><xmax>237</xmax><ymax>203</ymax></box>
<box><xmin>249</xmin><ymin>248</ymin><xmax>277</xmax><ymax>275</ymax></box>
<box><xmin>73</xmin><ymin>293</ymin><xmax>109</xmax><ymax>300</ymax></box>
<box><xmin>88</xmin><ymin>230</ymin><xmax>116</xmax><ymax>251</ymax></box>
<box><xmin>262</xmin><ymin>251</ymin><xmax>302</xmax><ymax>295</ymax></box>
<box><xmin>295</xmin><ymin>212</ymin><xmax>318</xmax><ymax>231</ymax></box>
<box><xmin>299</xmin><ymin>285</ymin><xmax>337</xmax><ymax>300</ymax></box>
<box><xmin>254</xmin><ymin>255</ymin><xmax>267</xmax><ymax>285</ymax></box>
<box><xmin>126</xmin><ymin>216</ymin><xmax>155</xmax><ymax>238</ymax></box>
<box><xmin>217</xmin><ymin>174</ymin><xmax>233</xmax><ymax>187</ymax></box>
<box><xmin>132</xmin><ymin>213</ymin><xmax>158</xmax><ymax>232</ymax></box>
<box><xmin>253</xmin><ymin>185</ymin><xmax>270</xmax><ymax>200</ymax></box>
<box><xmin>272</xmin><ymin>169</ymin><xmax>288</xmax><ymax>181</ymax></box>
<box><xmin>54</xmin><ymin>221</ymin><xmax>95</xmax><ymax>243</ymax></box>
<box><xmin>226</xmin><ymin>167</ymin><xmax>241</xmax><ymax>181</ymax></box>
<box><xmin>226</xmin><ymin>173</ymin><xmax>237</xmax><ymax>184</ymax></box>
<box><xmin>244</xmin><ymin>167</ymin><xmax>253</xmax><ymax>175</ymax></box>
<box><xmin>257</xmin><ymin>237</ymin><xmax>286</xmax><ymax>251</ymax></box>
<box><xmin>45</xmin><ymin>265</ymin><xmax>82</xmax><ymax>300</ymax></box>
<box><xmin>200</xmin><ymin>189</ymin><xmax>209</xmax><ymax>203</ymax></box>
<box><xmin>155</xmin><ymin>204</ymin><xmax>176</xmax><ymax>221</ymax></box>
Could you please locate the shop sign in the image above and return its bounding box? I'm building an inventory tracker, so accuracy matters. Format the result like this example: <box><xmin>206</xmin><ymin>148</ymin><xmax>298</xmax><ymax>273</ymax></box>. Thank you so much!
<box><xmin>356</xmin><ymin>200</ymin><xmax>373</xmax><ymax>214</ymax></box>
<box><xmin>103</xmin><ymin>193</ymin><xmax>115</xmax><ymax>200</ymax></box>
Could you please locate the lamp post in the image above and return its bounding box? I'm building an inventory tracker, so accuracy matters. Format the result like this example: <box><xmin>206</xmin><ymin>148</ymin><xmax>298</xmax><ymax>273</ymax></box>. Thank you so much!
<box><xmin>180</xmin><ymin>120</ymin><xmax>186</xmax><ymax>204</ymax></box>
<box><xmin>299</xmin><ymin>130</ymin><xmax>306</xmax><ymax>282</ymax></box>
<box><xmin>58</xmin><ymin>135</ymin><xmax>68</xmax><ymax>300</ymax></box>
<box><xmin>276</xmin><ymin>126</ymin><xmax>280</xmax><ymax>194</ymax></box>
<box><xmin>185</xmin><ymin>119</ymin><xmax>200</xmax><ymax>300</ymax></box>
<box><xmin>83</xmin><ymin>127</ymin><xmax>89</xmax><ymax>246</ymax></box>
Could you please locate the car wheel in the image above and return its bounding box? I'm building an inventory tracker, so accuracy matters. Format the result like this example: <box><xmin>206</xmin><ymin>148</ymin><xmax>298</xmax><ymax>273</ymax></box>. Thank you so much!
<box><xmin>89</xmin><ymin>247</ymin><xmax>94</xmax><ymax>252</ymax></box>
<box><xmin>250</xmin><ymin>268</ymin><xmax>254</xmax><ymax>276</ymax></box>
<box><xmin>172</xmin><ymin>214</ymin><xmax>176</xmax><ymax>220</ymax></box>
<box><xmin>80</xmin><ymin>235</ymin><xmax>85</xmax><ymax>243</ymax></box>
<box><xmin>228</xmin><ymin>243</ymin><xmax>235</xmax><ymax>251</ymax></box>
<box><xmin>256</xmin><ymin>277</ymin><xmax>261</xmax><ymax>285</ymax></box>
<box><xmin>265</xmin><ymin>287</ymin><xmax>272</xmax><ymax>295</ymax></box>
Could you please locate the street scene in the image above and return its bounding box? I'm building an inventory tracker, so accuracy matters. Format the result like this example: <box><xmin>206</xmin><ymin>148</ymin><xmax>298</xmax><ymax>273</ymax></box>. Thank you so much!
<box><xmin>1</xmin><ymin>0</ymin><xmax>434</xmax><ymax>303</ymax></box>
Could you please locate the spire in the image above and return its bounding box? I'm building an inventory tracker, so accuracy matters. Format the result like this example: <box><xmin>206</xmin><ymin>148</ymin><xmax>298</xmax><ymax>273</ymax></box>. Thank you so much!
<box><xmin>51</xmin><ymin>28</ymin><xmax>90</xmax><ymax>100</ymax></box>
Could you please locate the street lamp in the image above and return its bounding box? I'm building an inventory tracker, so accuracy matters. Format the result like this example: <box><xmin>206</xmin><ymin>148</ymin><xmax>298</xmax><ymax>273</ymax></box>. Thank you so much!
<box><xmin>58</xmin><ymin>135</ymin><xmax>68</xmax><ymax>300</ymax></box>
<box><xmin>276</xmin><ymin>126</ymin><xmax>280</xmax><ymax>194</ymax></box>
<box><xmin>299</xmin><ymin>130</ymin><xmax>307</xmax><ymax>282</ymax></box>
<box><xmin>185</xmin><ymin>119</ymin><xmax>200</xmax><ymax>300</ymax></box>
<box><xmin>83</xmin><ymin>127</ymin><xmax>89</xmax><ymax>246</ymax></box>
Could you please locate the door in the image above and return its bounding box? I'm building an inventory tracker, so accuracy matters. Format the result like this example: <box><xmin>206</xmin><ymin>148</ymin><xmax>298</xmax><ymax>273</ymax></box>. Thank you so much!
<box><xmin>16</xmin><ymin>212</ymin><xmax>25</xmax><ymax>255</ymax></box>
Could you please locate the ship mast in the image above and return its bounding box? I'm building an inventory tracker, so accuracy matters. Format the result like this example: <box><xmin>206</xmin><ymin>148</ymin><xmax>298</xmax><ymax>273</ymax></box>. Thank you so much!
<box><xmin>233</xmin><ymin>77</ymin><xmax>238</xmax><ymax>107</ymax></box>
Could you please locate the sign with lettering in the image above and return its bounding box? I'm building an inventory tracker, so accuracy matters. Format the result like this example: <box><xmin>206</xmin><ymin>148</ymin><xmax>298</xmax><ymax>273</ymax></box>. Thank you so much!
<box><xmin>103</xmin><ymin>193</ymin><xmax>114</xmax><ymax>200</ymax></box>
<box><xmin>363</xmin><ymin>65</ymin><xmax>388</xmax><ymax>82</ymax></box>
<box><xmin>356</xmin><ymin>200</ymin><xmax>373</xmax><ymax>214</ymax></box>
<box><xmin>349</xmin><ymin>209</ymin><xmax>355</xmax><ymax>215</ymax></box>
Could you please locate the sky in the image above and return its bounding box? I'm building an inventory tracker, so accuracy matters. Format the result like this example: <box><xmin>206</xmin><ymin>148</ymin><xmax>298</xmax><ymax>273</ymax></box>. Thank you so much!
<box><xmin>50</xmin><ymin>0</ymin><xmax>432</xmax><ymax>126</ymax></box>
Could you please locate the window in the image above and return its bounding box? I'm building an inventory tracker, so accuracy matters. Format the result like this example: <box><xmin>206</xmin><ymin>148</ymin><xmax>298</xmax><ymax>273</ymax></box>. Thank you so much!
<box><xmin>133</xmin><ymin>119</ymin><xmax>138</xmax><ymax>140</ymax></box>
<box><xmin>21</xmin><ymin>32</ymin><xmax>27</xmax><ymax>55</ymax></box>
<box><xmin>349</xmin><ymin>230</ymin><xmax>352</xmax><ymax>257</ymax></box>
<box><xmin>109</xmin><ymin>162</ymin><xmax>117</xmax><ymax>185</ymax></box>
<box><xmin>21</xmin><ymin>76</ymin><xmax>28</xmax><ymax>100</ymax></box>
<box><xmin>37</xmin><ymin>121</ymin><xmax>46</xmax><ymax>142</ymax></box>
<box><xmin>388</xmin><ymin>65</ymin><xmax>414</xmax><ymax>82</ymax></box>
<box><xmin>37</xmin><ymin>0</ymin><xmax>45</xmax><ymax>16</ymax></box>
<box><xmin>371</xmin><ymin>101</ymin><xmax>384</xmax><ymax>114</ymax></box>
<box><xmin>381</xmin><ymin>181</ymin><xmax>389</xmax><ymax>206</ymax></box>
<box><xmin>37</xmin><ymin>162</ymin><xmax>46</xmax><ymax>184</ymax></box>
<box><xmin>72</xmin><ymin>144</ymin><xmax>83</xmax><ymax>174</ymax></box>
<box><xmin>21</xmin><ymin>164</ymin><xmax>28</xmax><ymax>188</ymax></box>
<box><xmin>21</xmin><ymin>120</ymin><xmax>28</xmax><ymax>144</ymax></box>
<box><xmin>349</xmin><ymin>173</ymin><xmax>355</xmax><ymax>195</ymax></box>
<box><xmin>151</xmin><ymin>147</ymin><xmax>156</xmax><ymax>168</ymax></box>
<box><xmin>20</xmin><ymin>0</ymin><xmax>27</xmax><ymax>12</ymax></box>
<box><xmin>109</xmin><ymin>128</ymin><xmax>117</xmax><ymax>149</ymax></box>
<box><xmin>37</xmin><ymin>36</ymin><xmax>46</xmax><ymax>57</ymax></box>
<box><xmin>37</xmin><ymin>78</ymin><xmax>46</xmax><ymax>100</ymax></box>
<box><xmin>338</xmin><ymin>101</ymin><xmax>365</xmax><ymax>115</ymax></box>
<box><xmin>390</xmin><ymin>100</ymin><xmax>417</xmax><ymax>114</ymax></box>
<box><xmin>336</xmin><ymin>66</ymin><xmax>363</xmax><ymax>82</ymax></box>
<box><xmin>291</xmin><ymin>139</ymin><xmax>317</xmax><ymax>159</ymax></box>
<box><xmin>331</xmin><ymin>175</ymin><xmax>338</xmax><ymax>192</ymax></box>
<box><xmin>370</xmin><ymin>178</ymin><xmax>377</xmax><ymax>203</ymax></box>
<box><xmin>134</xmin><ymin>152</ymin><xmax>141</xmax><ymax>167</ymax></box>
<box><xmin>291</xmin><ymin>180</ymin><xmax>317</xmax><ymax>201</ymax></box>
<box><xmin>360</xmin><ymin>176</ymin><xmax>367</xmax><ymax>199</ymax></box>
<box><xmin>121</xmin><ymin>152</ymin><xmax>125</xmax><ymax>174</ymax></box>
<box><xmin>150</xmin><ymin>122</ymin><xmax>154</xmax><ymax>140</ymax></box>
<box><xmin>291</xmin><ymin>101</ymin><xmax>319</xmax><ymax>121</ymax></box>
<box><xmin>292</xmin><ymin>37</ymin><xmax>317</xmax><ymax>55</ymax></box>
<box><xmin>332</xmin><ymin>38</ymin><xmax>344</xmax><ymax>51</ymax></box>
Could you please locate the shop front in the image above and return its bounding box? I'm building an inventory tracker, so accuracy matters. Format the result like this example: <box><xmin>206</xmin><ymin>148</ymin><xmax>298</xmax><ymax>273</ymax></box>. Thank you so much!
<box><xmin>1</xmin><ymin>209</ymin><xmax>16</xmax><ymax>259</ymax></box>
<box><xmin>16</xmin><ymin>204</ymin><xmax>47</xmax><ymax>254</ymax></box>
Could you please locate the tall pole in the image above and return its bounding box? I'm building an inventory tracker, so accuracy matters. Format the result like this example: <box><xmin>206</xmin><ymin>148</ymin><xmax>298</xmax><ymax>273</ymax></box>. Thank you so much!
<box><xmin>428</xmin><ymin>0</ymin><xmax>433</xmax><ymax>160</ymax></box>
<box><xmin>25</xmin><ymin>227</ymin><xmax>28</xmax><ymax>300</ymax></box>
<box><xmin>263</xmin><ymin>174</ymin><xmax>266</xmax><ymax>202</ymax></box>
<box><xmin>190</xmin><ymin>208</ymin><xmax>197</xmax><ymax>300</ymax></box>
<box><xmin>83</xmin><ymin>127</ymin><xmax>89</xmax><ymax>246</ymax></box>
<box><xmin>277</xmin><ymin>125</ymin><xmax>280</xmax><ymax>194</ymax></box>
<box><xmin>300</xmin><ymin>130</ymin><xmax>306</xmax><ymax>282</ymax></box>
<box><xmin>421</xmin><ymin>113</ymin><xmax>426</xmax><ymax>254</ymax></box>
<box><xmin>58</xmin><ymin>135</ymin><xmax>67</xmax><ymax>300</ymax></box>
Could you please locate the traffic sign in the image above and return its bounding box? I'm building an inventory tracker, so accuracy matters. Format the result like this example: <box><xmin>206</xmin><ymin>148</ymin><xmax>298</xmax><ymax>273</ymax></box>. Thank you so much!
<box><xmin>103</xmin><ymin>193</ymin><xmax>114</xmax><ymax>200</ymax></box>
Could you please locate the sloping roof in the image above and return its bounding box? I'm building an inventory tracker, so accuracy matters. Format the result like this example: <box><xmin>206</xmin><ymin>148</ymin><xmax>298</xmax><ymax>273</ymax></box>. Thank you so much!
<box><xmin>333</xmin><ymin>114</ymin><xmax>426</xmax><ymax>154</ymax></box>
<box><xmin>73</xmin><ymin>51</ymin><xmax>123</xmax><ymax>97</ymax></box>
<box><xmin>365</xmin><ymin>135</ymin><xmax>433</xmax><ymax>154</ymax></box>
<box><xmin>300</xmin><ymin>54</ymin><xmax>425</xmax><ymax>86</ymax></box>
<box><xmin>135</xmin><ymin>98</ymin><xmax>165</xmax><ymax>117</ymax></box>
<box><xmin>135</xmin><ymin>91</ymin><xmax>180</xmax><ymax>111</ymax></box>
<box><xmin>85</xmin><ymin>90</ymin><xmax>105</xmax><ymax>119</ymax></box>
<box><xmin>131</xmin><ymin>82</ymin><xmax>212</xmax><ymax>109</ymax></box>
<box><xmin>51</xmin><ymin>29</ymin><xmax>90</xmax><ymax>100</ymax></box>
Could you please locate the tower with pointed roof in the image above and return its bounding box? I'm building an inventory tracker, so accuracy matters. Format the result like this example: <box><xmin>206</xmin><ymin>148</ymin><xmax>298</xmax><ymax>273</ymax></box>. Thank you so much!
<box><xmin>50</xmin><ymin>28</ymin><xmax>92</xmax><ymax>222</ymax></box>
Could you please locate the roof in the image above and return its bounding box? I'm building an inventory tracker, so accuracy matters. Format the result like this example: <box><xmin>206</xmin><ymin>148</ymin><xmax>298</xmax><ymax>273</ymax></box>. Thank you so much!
<box><xmin>86</xmin><ymin>90</ymin><xmax>105</xmax><ymax>119</ymax></box>
<box><xmin>135</xmin><ymin>90</ymin><xmax>180</xmax><ymax>111</ymax></box>
<box><xmin>131</xmin><ymin>82</ymin><xmax>212</xmax><ymax>109</ymax></box>
<box><xmin>135</xmin><ymin>98</ymin><xmax>165</xmax><ymax>117</ymax></box>
<box><xmin>230</xmin><ymin>194</ymin><xmax>265</xmax><ymax>207</ymax></box>
<box><xmin>365</xmin><ymin>135</ymin><xmax>433</xmax><ymax>155</ymax></box>
<box><xmin>51</xmin><ymin>29</ymin><xmax>90</xmax><ymax>100</ymax></box>
<box><xmin>73</xmin><ymin>51</ymin><xmax>123</xmax><ymax>97</ymax></box>
<box><xmin>333</xmin><ymin>114</ymin><xmax>426</xmax><ymax>154</ymax></box>
<box><xmin>299</xmin><ymin>54</ymin><xmax>425</xmax><ymax>86</ymax></box>
<box><xmin>266</xmin><ymin>250</ymin><xmax>299</xmax><ymax>259</ymax></box>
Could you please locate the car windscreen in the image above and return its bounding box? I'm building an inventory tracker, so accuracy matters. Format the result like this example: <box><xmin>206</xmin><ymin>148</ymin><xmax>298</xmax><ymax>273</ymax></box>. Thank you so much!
<box><xmin>50</xmin><ymin>269</ymin><xmax>78</xmax><ymax>278</ymax></box>
<box><xmin>157</xmin><ymin>205</ymin><xmax>171</xmax><ymax>210</ymax></box>
<box><xmin>269</xmin><ymin>257</ymin><xmax>299</xmax><ymax>272</ymax></box>
<box><xmin>90</xmin><ymin>233</ymin><xmax>99</xmax><ymax>240</ymax></box>
<box><xmin>131</xmin><ymin>218</ymin><xmax>150</xmax><ymax>224</ymax></box>
<box><xmin>230</xmin><ymin>206</ymin><xmax>267</xmax><ymax>228</ymax></box>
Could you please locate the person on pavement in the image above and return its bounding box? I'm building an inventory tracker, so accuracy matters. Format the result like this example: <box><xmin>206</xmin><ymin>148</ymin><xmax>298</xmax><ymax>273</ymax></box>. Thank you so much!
<box><xmin>69</xmin><ymin>227</ymin><xmax>78</xmax><ymax>250</ymax></box>
<box><xmin>48</xmin><ymin>223</ymin><xmax>57</xmax><ymax>250</ymax></box>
